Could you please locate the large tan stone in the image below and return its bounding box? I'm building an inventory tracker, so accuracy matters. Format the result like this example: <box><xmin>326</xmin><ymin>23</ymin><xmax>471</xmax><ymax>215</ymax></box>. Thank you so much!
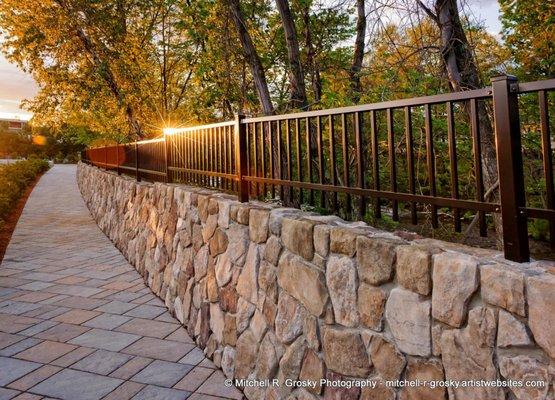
<box><xmin>299</xmin><ymin>349</ymin><xmax>325</xmax><ymax>394</ymax></box>
<box><xmin>526</xmin><ymin>274</ymin><xmax>555</xmax><ymax>358</ymax></box>
<box><xmin>480</xmin><ymin>264</ymin><xmax>526</xmax><ymax>316</ymax></box>
<box><xmin>396</xmin><ymin>245</ymin><xmax>432</xmax><ymax>296</ymax></box>
<box><xmin>432</xmin><ymin>252</ymin><xmax>478</xmax><ymax>327</ymax></box>
<box><xmin>277</xmin><ymin>252</ymin><xmax>328</xmax><ymax>316</ymax></box>
<box><xmin>326</xmin><ymin>256</ymin><xmax>359</xmax><ymax>327</ymax></box>
<box><xmin>236</xmin><ymin>297</ymin><xmax>255</xmax><ymax>334</ymax></box>
<box><xmin>264</xmin><ymin>235</ymin><xmax>282</xmax><ymax>266</ymax></box>
<box><xmin>236</xmin><ymin>243</ymin><xmax>261</xmax><ymax>304</ymax></box>
<box><xmin>235</xmin><ymin>329</ymin><xmax>258</xmax><ymax>379</ymax></box>
<box><xmin>497</xmin><ymin>310</ymin><xmax>531</xmax><ymax>348</ymax></box>
<box><xmin>209</xmin><ymin>228</ymin><xmax>228</xmax><ymax>256</ymax></box>
<box><xmin>357</xmin><ymin>284</ymin><xmax>387</xmax><ymax>331</ymax></box>
<box><xmin>193</xmin><ymin>245</ymin><xmax>209</xmax><ymax>281</ymax></box>
<box><xmin>357</xmin><ymin>237</ymin><xmax>400</xmax><ymax>285</ymax></box>
<box><xmin>359</xmin><ymin>379</ymin><xmax>395</xmax><ymax>400</ymax></box>
<box><xmin>279</xmin><ymin>336</ymin><xmax>307</xmax><ymax>382</ymax></box>
<box><xmin>255</xmin><ymin>331</ymin><xmax>284</xmax><ymax>380</ymax></box>
<box><xmin>313</xmin><ymin>225</ymin><xmax>331</xmax><ymax>257</ymax></box>
<box><xmin>369</xmin><ymin>336</ymin><xmax>405</xmax><ymax>381</ymax></box>
<box><xmin>258</xmin><ymin>261</ymin><xmax>277</xmax><ymax>302</ymax></box>
<box><xmin>226</xmin><ymin>224</ymin><xmax>249</xmax><ymax>266</ymax></box>
<box><xmin>323</xmin><ymin>371</ymin><xmax>361</xmax><ymax>400</ymax></box>
<box><xmin>441</xmin><ymin>307</ymin><xmax>503</xmax><ymax>400</ymax></box>
<box><xmin>275</xmin><ymin>292</ymin><xmax>306</xmax><ymax>344</ymax></box>
<box><xmin>215</xmin><ymin>253</ymin><xmax>233</xmax><ymax>287</ymax></box>
<box><xmin>385</xmin><ymin>288</ymin><xmax>431</xmax><ymax>356</ymax></box>
<box><xmin>249</xmin><ymin>208</ymin><xmax>270</xmax><ymax>243</ymax></box>
<box><xmin>281</xmin><ymin>218</ymin><xmax>315</xmax><ymax>260</ymax></box>
<box><xmin>499</xmin><ymin>355</ymin><xmax>551</xmax><ymax>400</ymax></box>
<box><xmin>399</xmin><ymin>358</ymin><xmax>445</xmax><ymax>400</ymax></box>
<box><xmin>322</xmin><ymin>327</ymin><xmax>371</xmax><ymax>378</ymax></box>
<box><xmin>209</xmin><ymin>303</ymin><xmax>224</xmax><ymax>342</ymax></box>
<box><xmin>330</xmin><ymin>227</ymin><xmax>360</xmax><ymax>256</ymax></box>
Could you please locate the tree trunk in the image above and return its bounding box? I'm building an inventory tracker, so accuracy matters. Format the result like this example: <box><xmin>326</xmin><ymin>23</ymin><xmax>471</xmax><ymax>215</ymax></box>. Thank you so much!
<box><xmin>425</xmin><ymin>0</ymin><xmax>502</xmax><ymax>246</ymax></box>
<box><xmin>349</xmin><ymin>0</ymin><xmax>366</xmax><ymax>104</ymax></box>
<box><xmin>303</xmin><ymin>6</ymin><xmax>321</xmax><ymax>104</ymax></box>
<box><xmin>227</xmin><ymin>0</ymin><xmax>274</xmax><ymax>115</ymax></box>
<box><xmin>275</xmin><ymin>0</ymin><xmax>308</xmax><ymax>110</ymax></box>
<box><xmin>55</xmin><ymin>0</ymin><xmax>143</xmax><ymax>138</ymax></box>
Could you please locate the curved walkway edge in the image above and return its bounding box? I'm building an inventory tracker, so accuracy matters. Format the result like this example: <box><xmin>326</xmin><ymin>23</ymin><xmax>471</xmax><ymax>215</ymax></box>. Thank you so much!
<box><xmin>0</xmin><ymin>165</ymin><xmax>243</xmax><ymax>400</ymax></box>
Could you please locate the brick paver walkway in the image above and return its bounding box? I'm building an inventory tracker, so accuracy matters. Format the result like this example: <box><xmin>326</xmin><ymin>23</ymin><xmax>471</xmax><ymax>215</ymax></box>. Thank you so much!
<box><xmin>0</xmin><ymin>165</ymin><xmax>243</xmax><ymax>400</ymax></box>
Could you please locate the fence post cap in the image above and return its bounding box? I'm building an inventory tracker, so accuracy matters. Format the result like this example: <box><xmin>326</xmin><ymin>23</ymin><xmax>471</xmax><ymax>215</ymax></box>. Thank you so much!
<box><xmin>491</xmin><ymin>74</ymin><xmax>518</xmax><ymax>83</ymax></box>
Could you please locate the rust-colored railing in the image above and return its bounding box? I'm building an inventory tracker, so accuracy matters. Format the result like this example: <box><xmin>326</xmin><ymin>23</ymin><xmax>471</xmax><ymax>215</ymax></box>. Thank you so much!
<box><xmin>82</xmin><ymin>75</ymin><xmax>555</xmax><ymax>262</ymax></box>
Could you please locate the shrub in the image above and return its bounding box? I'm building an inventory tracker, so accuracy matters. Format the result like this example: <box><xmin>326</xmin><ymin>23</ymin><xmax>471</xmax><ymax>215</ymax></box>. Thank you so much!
<box><xmin>0</xmin><ymin>157</ymin><xmax>50</xmax><ymax>224</ymax></box>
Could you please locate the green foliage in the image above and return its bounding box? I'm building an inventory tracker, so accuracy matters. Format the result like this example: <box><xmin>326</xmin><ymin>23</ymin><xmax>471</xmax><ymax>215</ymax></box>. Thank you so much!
<box><xmin>499</xmin><ymin>0</ymin><xmax>555</xmax><ymax>79</ymax></box>
<box><xmin>0</xmin><ymin>157</ymin><xmax>50</xmax><ymax>225</ymax></box>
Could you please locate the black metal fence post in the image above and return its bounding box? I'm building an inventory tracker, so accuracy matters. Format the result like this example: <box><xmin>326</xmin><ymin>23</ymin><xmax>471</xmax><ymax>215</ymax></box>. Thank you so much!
<box><xmin>235</xmin><ymin>114</ymin><xmax>249</xmax><ymax>202</ymax></box>
<box><xmin>491</xmin><ymin>75</ymin><xmax>530</xmax><ymax>262</ymax></box>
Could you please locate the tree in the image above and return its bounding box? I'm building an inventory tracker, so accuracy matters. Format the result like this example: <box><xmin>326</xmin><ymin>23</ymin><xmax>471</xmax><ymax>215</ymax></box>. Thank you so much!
<box><xmin>275</xmin><ymin>0</ymin><xmax>308</xmax><ymax>110</ymax></box>
<box><xmin>499</xmin><ymin>0</ymin><xmax>555</xmax><ymax>79</ymax></box>
<box><xmin>349</xmin><ymin>0</ymin><xmax>366</xmax><ymax>103</ymax></box>
<box><xmin>226</xmin><ymin>0</ymin><xmax>274</xmax><ymax>115</ymax></box>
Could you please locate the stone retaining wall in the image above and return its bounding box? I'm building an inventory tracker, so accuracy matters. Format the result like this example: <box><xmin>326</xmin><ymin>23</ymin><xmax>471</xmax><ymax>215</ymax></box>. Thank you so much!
<box><xmin>77</xmin><ymin>163</ymin><xmax>554</xmax><ymax>400</ymax></box>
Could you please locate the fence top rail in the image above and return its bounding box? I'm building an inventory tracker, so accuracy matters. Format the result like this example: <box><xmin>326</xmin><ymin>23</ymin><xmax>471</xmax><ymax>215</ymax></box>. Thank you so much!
<box><xmin>165</xmin><ymin>120</ymin><xmax>235</xmax><ymax>135</ymax></box>
<box><xmin>517</xmin><ymin>78</ymin><xmax>555</xmax><ymax>93</ymax></box>
<box><xmin>242</xmin><ymin>87</ymin><xmax>493</xmax><ymax>123</ymax></box>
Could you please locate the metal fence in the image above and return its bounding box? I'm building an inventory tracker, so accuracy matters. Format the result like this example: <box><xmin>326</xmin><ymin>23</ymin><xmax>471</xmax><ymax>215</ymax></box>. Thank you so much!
<box><xmin>82</xmin><ymin>75</ymin><xmax>555</xmax><ymax>262</ymax></box>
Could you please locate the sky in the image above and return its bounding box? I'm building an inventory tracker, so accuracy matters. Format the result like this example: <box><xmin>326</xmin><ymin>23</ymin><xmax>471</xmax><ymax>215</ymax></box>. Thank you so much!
<box><xmin>0</xmin><ymin>0</ymin><xmax>502</xmax><ymax>121</ymax></box>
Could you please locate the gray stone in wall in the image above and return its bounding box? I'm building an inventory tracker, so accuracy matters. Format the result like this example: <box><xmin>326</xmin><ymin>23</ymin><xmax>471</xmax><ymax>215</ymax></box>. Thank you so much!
<box><xmin>385</xmin><ymin>288</ymin><xmax>431</xmax><ymax>356</ymax></box>
<box><xmin>432</xmin><ymin>252</ymin><xmax>478</xmax><ymax>327</ymax></box>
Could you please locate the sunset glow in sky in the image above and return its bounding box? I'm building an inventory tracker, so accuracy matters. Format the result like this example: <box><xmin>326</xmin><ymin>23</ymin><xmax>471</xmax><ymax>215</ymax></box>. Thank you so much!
<box><xmin>0</xmin><ymin>0</ymin><xmax>501</xmax><ymax>121</ymax></box>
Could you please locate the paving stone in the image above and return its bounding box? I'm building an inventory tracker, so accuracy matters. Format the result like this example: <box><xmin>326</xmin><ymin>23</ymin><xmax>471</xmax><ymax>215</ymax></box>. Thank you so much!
<box><xmin>53</xmin><ymin>309</ymin><xmax>100</xmax><ymax>325</ymax></box>
<box><xmin>17</xmin><ymin>321</ymin><xmax>59</xmax><ymax>337</ymax></box>
<box><xmin>131</xmin><ymin>360</ymin><xmax>193</xmax><ymax>387</ymax></box>
<box><xmin>116</xmin><ymin>318</ymin><xmax>178</xmax><ymax>339</ymax></box>
<box><xmin>178</xmin><ymin>348</ymin><xmax>205</xmax><ymax>365</ymax></box>
<box><xmin>94</xmin><ymin>301</ymin><xmax>138</xmax><ymax>315</ymax></box>
<box><xmin>7</xmin><ymin>365</ymin><xmax>62</xmax><ymax>391</ymax></box>
<box><xmin>30</xmin><ymin>369</ymin><xmax>123</xmax><ymax>400</ymax></box>
<box><xmin>122</xmin><ymin>337</ymin><xmax>195</xmax><ymax>362</ymax></box>
<box><xmin>34</xmin><ymin>323</ymin><xmax>90</xmax><ymax>343</ymax></box>
<box><xmin>68</xmin><ymin>328</ymin><xmax>140</xmax><ymax>352</ymax></box>
<box><xmin>0</xmin><ymin>356</ymin><xmax>41</xmax><ymax>386</ymax></box>
<box><xmin>0</xmin><ymin>332</ymin><xmax>24</xmax><ymax>350</ymax></box>
<box><xmin>124</xmin><ymin>305</ymin><xmax>166</xmax><ymax>319</ymax></box>
<box><xmin>15</xmin><ymin>340</ymin><xmax>77</xmax><ymax>363</ymax></box>
<box><xmin>196</xmin><ymin>370</ymin><xmax>243</xmax><ymax>399</ymax></box>
<box><xmin>174</xmin><ymin>366</ymin><xmax>214</xmax><ymax>392</ymax></box>
<box><xmin>0</xmin><ymin>338</ymin><xmax>42</xmax><ymax>357</ymax></box>
<box><xmin>82</xmin><ymin>314</ymin><xmax>131</xmax><ymax>330</ymax></box>
<box><xmin>131</xmin><ymin>385</ymin><xmax>191</xmax><ymax>400</ymax></box>
<box><xmin>70</xmin><ymin>349</ymin><xmax>133</xmax><ymax>375</ymax></box>
<box><xmin>50</xmin><ymin>346</ymin><xmax>96</xmax><ymax>367</ymax></box>
<box><xmin>0</xmin><ymin>387</ymin><xmax>20</xmax><ymax>400</ymax></box>
<box><xmin>110</xmin><ymin>357</ymin><xmax>153</xmax><ymax>380</ymax></box>
<box><xmin>102</xmin><ymin>381</ymin><xmax>145</xmax><ymax>400</ymax></box>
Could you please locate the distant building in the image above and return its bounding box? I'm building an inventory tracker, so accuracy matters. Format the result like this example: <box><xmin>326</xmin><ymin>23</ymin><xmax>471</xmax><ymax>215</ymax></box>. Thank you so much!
<box><xmin>0</xmin><ymin>118</ymin><xmax>28</xmax><ymax>131</ymax></box>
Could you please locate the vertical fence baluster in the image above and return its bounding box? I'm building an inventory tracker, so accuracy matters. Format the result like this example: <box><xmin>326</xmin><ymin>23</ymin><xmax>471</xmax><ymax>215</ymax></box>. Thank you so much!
<box><xmin>539</xmin><ymin>90</ymin><xmax>555</xmax><ymax>249</ymax></box>
<box><xmin>405</xmin><ymin>106</ymin><xmax>417</xmax><ymax>224</ymax></box>
<box><xmin>306</xmin><ymin>117</ymin><xmax>314</xmax><ymax>205</ymax></box>
<box><xmin>424</xmin><ymin>104</ymin><xmax>438</xmax><ymax>228</ymax></box>
<box><xmin>135</xmin><ymin>142</ymin><xmax>140</xmax><ymax>182</ymax></box>
<box><xmin>355</xmin><ymin>112</ymin><xmax>365</xmax><ymax>220</ymax></box>
<box><xmin>447</xmin><ymin>101</ymin><xmax>460</xmax><ymax>232</ymax></box>
<box><xmin>341</xmin><ymin>113</ymin><xmax>351</xmax><ymax>217</ymax></box>
<box><xmin>317</xmin><ymin>116</ymin><xmax>325</xmax><ymax>208</ymax></box>
<box><xmin>286</xmin><ymin>119</ymin><xmax>293</xmax><ymax>204</ymax></box>
<box><xmin>277</xmin><ymin>121</ymin><xmax>284</xmax><ymax>201</ymax></box>
<box><xmin>296</xmin><ymin>118</ymin><xmax>303</xmax><ymax>205</ymax></box>
<box><xmin>235</xmin><ymin>114</ymin><xmax>248</xmax><ymax>202</ymax></box>
<box><xmin>261</xmin><ymin>122</ymin><xmax>267</xmax><ymax>197</ymax></box>
<box><xmin>329</xmin><ymin>115</ymin><xmax>338</xmax><ymax>212</ymax></box>
<box><xmin>387</xmin><ymin>108</ymin><xmax>398</xmax><ymax>221</ymax></box>
<box><xmin>370</xmin><ymin>110</ymin><xmax>380</xmax><ymax>218</ymax></box>
<box><xmin>269</xmin><ymin>121</ymin><xmax>275</xmax><ymax>199</ymax></box>
<box><xmin>470</xmin><ymin>99</ymin><xmax>487</xmax><ymax>236</ymax></box>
